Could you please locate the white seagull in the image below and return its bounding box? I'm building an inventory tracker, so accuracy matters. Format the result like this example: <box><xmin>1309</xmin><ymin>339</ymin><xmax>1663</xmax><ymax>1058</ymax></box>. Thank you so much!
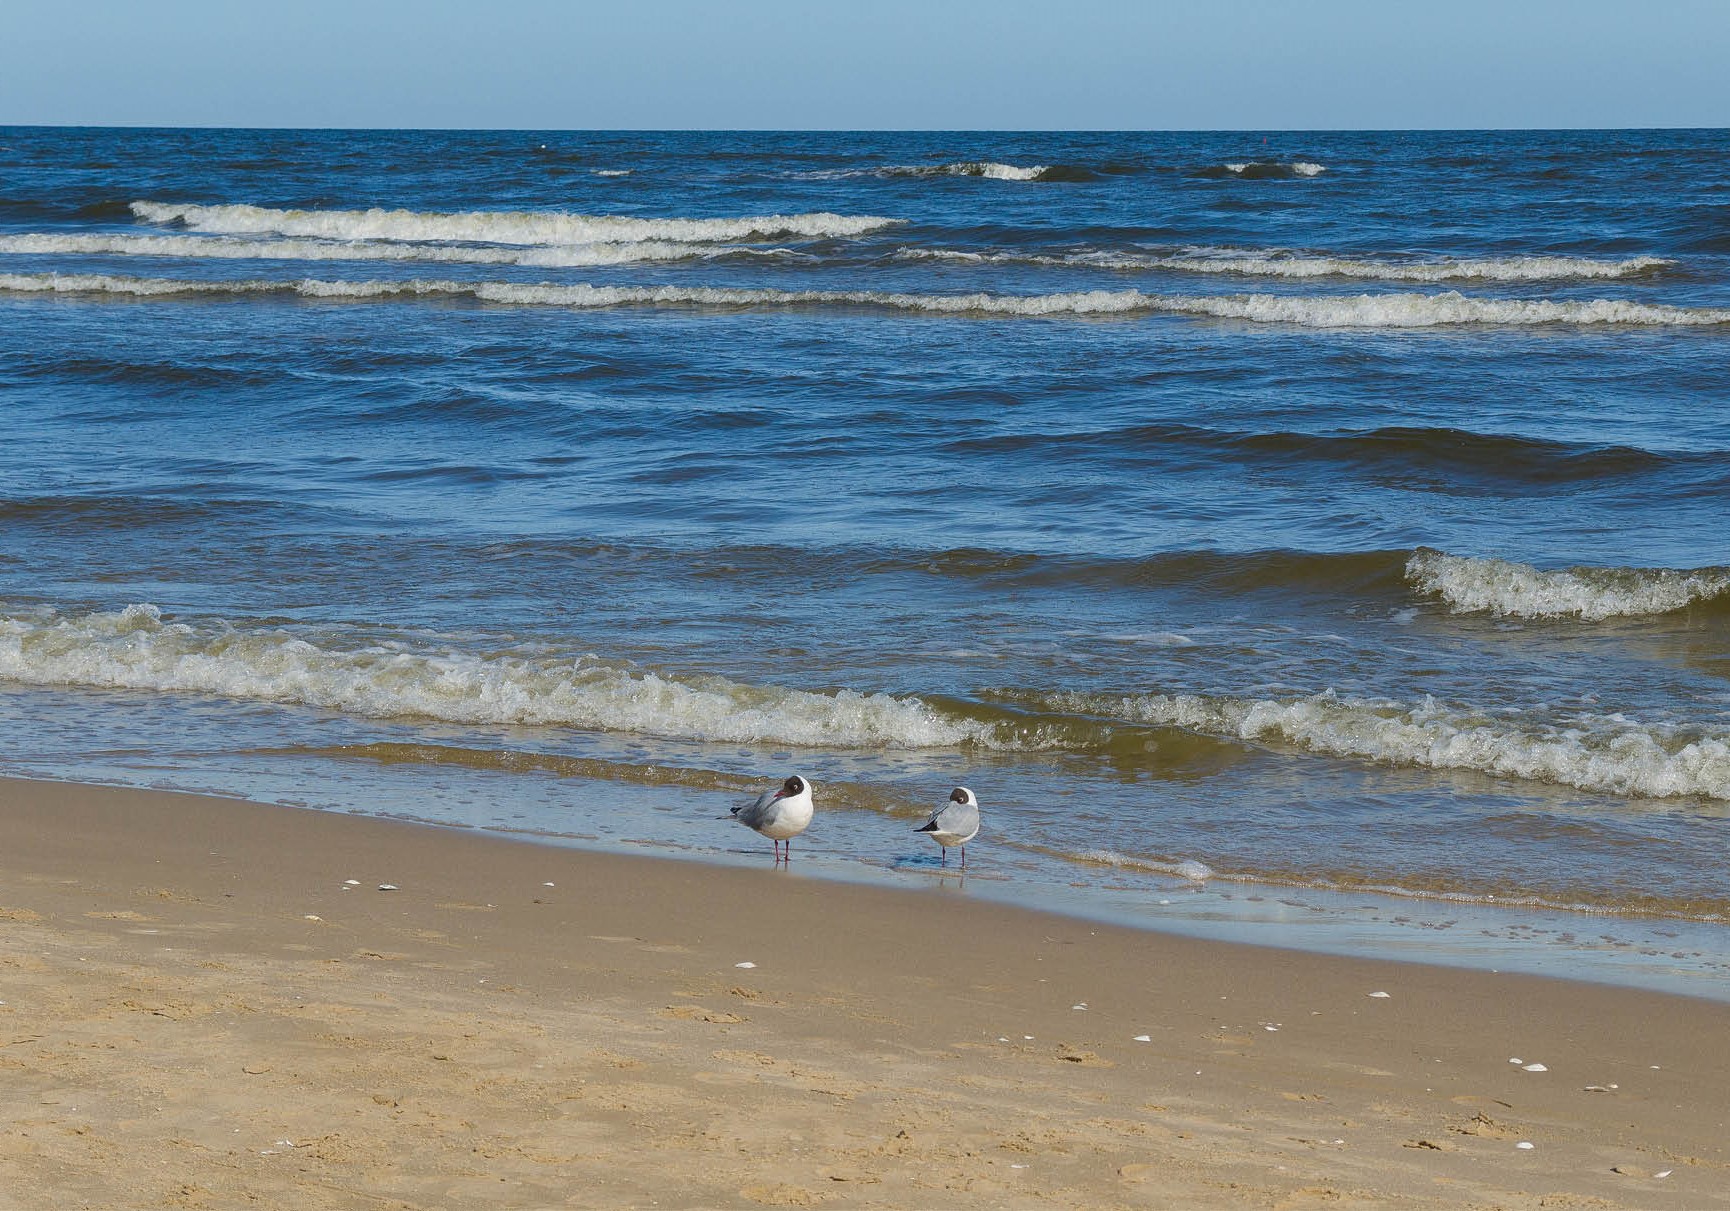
<box><xmin>916</xmin><ymin>786</ymin><xmax>981</xmax><ymax>868</ymax></box>
<box><xmin>732</xmin><ymin>774</ymin><xmax>814</xmax><ymax>863</ymax></box>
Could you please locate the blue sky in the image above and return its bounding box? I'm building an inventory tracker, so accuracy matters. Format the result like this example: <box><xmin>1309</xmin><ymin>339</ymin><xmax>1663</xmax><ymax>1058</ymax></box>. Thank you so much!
<box><xmin>5</xmin><ymin>0</ymin><xmax>1727</xmax><ymax>130</ymax></box>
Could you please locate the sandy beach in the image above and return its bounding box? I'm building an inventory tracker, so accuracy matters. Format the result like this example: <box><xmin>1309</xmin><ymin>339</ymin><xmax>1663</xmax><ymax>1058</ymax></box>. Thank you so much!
<box><xmin>0</xmin><ymin>777</ymin><xmax>1724</xmax><ymax>1209</ymax></box>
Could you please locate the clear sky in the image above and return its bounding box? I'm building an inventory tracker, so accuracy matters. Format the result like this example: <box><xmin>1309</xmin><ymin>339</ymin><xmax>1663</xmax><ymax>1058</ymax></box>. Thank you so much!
<box><xmin>5</xmin><ymin>0</ymin><xmax>1727</xmax><ymax>130</ymax></box>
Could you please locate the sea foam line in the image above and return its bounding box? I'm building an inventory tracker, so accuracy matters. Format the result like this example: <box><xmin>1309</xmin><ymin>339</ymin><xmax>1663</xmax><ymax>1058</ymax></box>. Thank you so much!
<box><xmin>129</xmin><ymin>201</ymin><xmax>899</xmax><ymax>245</ymax></box>
<box><xmin>1407</xmin><ymin>548</ymin><xmax>1730</xmax><ymax>620</ymax></box>
<box><xmin>6</xmin><ymin>271</ymin><xmax>1730</xmax><ymax>328</ymax></box>
<box><xmin>0</xmin><ymin>604</ymin><xmax>1004</xmax><ymax>750</ymax></box>
<box><xmin>0</xmin><ymin>231</ymin><xmax>788</xmax><ymax>268</ymax></box>
<box><xmin>1052</xmin><ymin>689</ymin><xmax>1730</xmax><ymax>801</ymax></box>
<box><xmin>904</xmin><ymin>246</ymin><xmax>1673</xmax><ymax>282</ymax></box>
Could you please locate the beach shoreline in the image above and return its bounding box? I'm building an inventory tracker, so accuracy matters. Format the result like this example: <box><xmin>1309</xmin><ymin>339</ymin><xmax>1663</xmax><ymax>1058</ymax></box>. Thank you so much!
<box><xmin>2</xmin><ymin>774</ymin><xmax>1726</xmax><ymax>1209</ymax></box>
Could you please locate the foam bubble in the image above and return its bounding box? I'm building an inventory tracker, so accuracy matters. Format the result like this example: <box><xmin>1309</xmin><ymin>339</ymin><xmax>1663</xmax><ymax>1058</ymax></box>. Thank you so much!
<box><xmin>129</xmin><ymin>201</ymin><xmax>899</xmax><ymax>245</ymax></box>
<box><xmin>7</xmin><ymin>272</ymin><xmax>1730</xmax><ymax>329</ymax></box>
<box><xmin>1059</xmin><ymin>688</ymin><xmax>1730</xmax><ymax>801</ymax></box>
<box><xmin>1407</xmin><ymin>548</ymin><xmax>1730</xmax><ymax>620</ymax></box>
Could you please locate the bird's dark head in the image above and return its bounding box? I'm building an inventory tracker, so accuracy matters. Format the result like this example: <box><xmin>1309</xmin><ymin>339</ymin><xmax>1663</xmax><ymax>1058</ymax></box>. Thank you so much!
<box><xmin>780</xmin><ymin>775</ymin><xmax>806</xmax><ymax>798</ymax></box>
<box><xmin>950</xmin><ymin>786</ymin><xmax>974</xmax><ymax>806</ymax></box>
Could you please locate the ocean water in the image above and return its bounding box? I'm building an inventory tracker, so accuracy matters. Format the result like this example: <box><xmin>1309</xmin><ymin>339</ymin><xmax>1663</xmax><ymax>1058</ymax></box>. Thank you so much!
<box><xmin>3</xmin><ymin>128</ymin><xmax>1729</xmax><ymax>994</ymax></box>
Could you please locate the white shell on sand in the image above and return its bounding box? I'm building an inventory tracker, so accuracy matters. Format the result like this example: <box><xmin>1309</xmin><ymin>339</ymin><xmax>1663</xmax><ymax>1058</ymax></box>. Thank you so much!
<box><xmin>1522</xmin><ymin>1062</ymin><xmax>1547</xmax><ymax>1072</ymax></box>
<box><xmin>377</xmin><ymin>884</ymin><xmax>399</xmax><ymax>891</ymax></box>
<box><xmin>1368</xmin><ymin>990</ymin><xmax>1390</xmax><ymax>998</ymax></box>
<box><xmin>734</xmin><ymin>961</ymin><xmax>756</xmax><ymax>969</ymax></box>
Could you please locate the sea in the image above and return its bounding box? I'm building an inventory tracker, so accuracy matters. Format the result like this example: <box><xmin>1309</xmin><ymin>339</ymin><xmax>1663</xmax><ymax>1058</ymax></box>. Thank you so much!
<box><xmin>3</xmin><ymin>128</ymin><xmax>1728</xmax><ymax>997</ymax></box>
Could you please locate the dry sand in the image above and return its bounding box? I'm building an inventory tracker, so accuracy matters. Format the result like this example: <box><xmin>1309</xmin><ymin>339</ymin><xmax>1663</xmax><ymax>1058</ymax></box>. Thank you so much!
<box><xmin>1</xmin><ymin>776</ymin><xmax>1726</xmax><ymax>1209</ymax></box>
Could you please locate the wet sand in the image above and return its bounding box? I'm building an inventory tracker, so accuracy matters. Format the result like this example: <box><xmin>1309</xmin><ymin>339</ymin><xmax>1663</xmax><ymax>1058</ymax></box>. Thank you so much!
<box><xmin>1</xmin><ymin>776</ymin><xmax>1726</xmax><ymax>1209</ymax></box>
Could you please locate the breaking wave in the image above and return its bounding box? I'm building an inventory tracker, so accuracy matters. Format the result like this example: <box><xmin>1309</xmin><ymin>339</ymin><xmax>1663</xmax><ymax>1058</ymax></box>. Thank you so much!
<box><xmin>1407</xmin><ymin>549</ymin><xmax>1730</xmax><ymax>620</ymax></box>
<box><xmin>128</xmin><ymin>200</ymin><xmax>898</xmax><ymax>245</ymax></box>
<box><xmin>1048</xmin><ymin>688</ymin><xmax>1730</xmax><ymax>801</ymax></box>
<box><xmin>8</xmin><ymin>271</ymin><xmax>1730</xmax><ymax>328</ymax></box>
<box><xmin>1197</xmin><ymin>161</ymin><xmax>1327</xmax><ymax>179</ymax></box>
<box><xmin>905</xmin><ymin>246</ymin><xmax>1673</xmax><ymax>282</ymax></box>
<box><xmin>0</xmin><ymin>598</ymin><xmax>1010</xmax><ymax>747</ymax></box>
<box><xmin>880</xmin><ymin>161</ymin><xmax>1067</xmax><ymax>182</ymax></box>
<box><xmin>0</xmin><ymin>231</ymin><xmax>788</xmax><ymax>268</ymax></box>
<box><xmin>0</xmin><ymin>604</ymin><xmax>1001</xmax><ymax>749</ymax></box>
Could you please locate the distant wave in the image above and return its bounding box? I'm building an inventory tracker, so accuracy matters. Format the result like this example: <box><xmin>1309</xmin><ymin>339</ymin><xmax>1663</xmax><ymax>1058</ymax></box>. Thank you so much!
<box><xmin>0</xmin><ymin>231</ymin><xmax>798</xmax><ymax>268</ymax></box>
<box><xmin>1407</xmin><ymin>549</ymin><xmax>1730</xmax><ymax>620</ymax></box>
<box><xmin>12</xmin><ymin>232</ymin><xmax>1669</xmax><ymax>282</ymax></box>
<box><xmin>1196</xmin><ymin>161</ymin><xmax>1327</xmax><ymax>179</ymax></box>
<box><xmin>878</xmin><ymin>161</ymin><xmax>1095</xmax><ymax>182</ymax></box>
<box><xmin>8</xmin><ymin>272</ymin><xmax>1730</xmax><ymax>328</ymax></box>
<box><xmin>945</xmin><ymin>423</ymin><xmax>1694</xmax><ymax>486</ymax></box>
<box><xmin>1046</xmin><ymin>688</ymin><xmax>1730</xmax><ymax>801</ymax></box>
<box><xmin>904</xmin><ymin>246</ymin><xmax>1674</xmax><ymax>282</ymax></box>
<box><xmin>129</xmin><ymin>201</ymin><xmax>899</xmax><ymax>245</ymax></box>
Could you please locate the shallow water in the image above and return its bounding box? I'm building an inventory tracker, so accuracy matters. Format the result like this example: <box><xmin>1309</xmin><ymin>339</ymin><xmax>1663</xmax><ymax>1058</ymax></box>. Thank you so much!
<box><xmin>2</xmin><ymin>127</ymin><xmax>1729</xmax><ymax>995</ymax></box>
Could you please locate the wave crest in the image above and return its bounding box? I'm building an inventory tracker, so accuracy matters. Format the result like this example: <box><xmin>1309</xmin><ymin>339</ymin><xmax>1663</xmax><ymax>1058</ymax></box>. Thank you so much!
<box><xmin>128</xmin><ymin>201</ymin><xmax>898</xmax><ymax>245</ymax></box>
<box><xmin>1197</xmin><ymin>161</ymin><xmax>1327</xmax><ymax>179</ymax></box>
<box><xmin>1406</xmin><ymin>549</ymin><xmax>1730</xmax><ymax>619</ymax></box>
<box><xmin>0</xmin><ymin>604</ymin><xmax>997</xmax><ymax>749</ymax></box>
<box><xmin>881</xmin><ymin>161</ymin><xmax>1061</xmax><ymax>182</ymax></box>
<box><xmin>905</xmin><ymin>247</ymin><xmax>1672</xmax><ymax>282</ymax></box>
<box><xmin>8</xmin><ymin>272</ymin><xmax>1730</xmax><ymax>328</ymax></box>
<box><xmin>1054</xmin><ymin>689</ymin><xmax>1730</xmax><ymax>801</ymax></box>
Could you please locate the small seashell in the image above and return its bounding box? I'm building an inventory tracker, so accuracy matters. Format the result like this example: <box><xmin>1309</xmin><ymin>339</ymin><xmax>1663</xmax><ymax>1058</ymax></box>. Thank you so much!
<box><xmin>542</xmin><ymin>882</ymin><xmax>555</xmax><ymax>887</ymax></box>
<box><xmin>734</xmin><ymin>962</ymin><xmax>756</xmax><ymax>969</ymax></box>
<box><xmin>1368</xmin><ymin>991</ymin><xmax>1390</xmax><ymax>998</ymax></box>
<box><xmin>1072</xmin><ymin>1003</ymin><xmax>1087</xmax><ymax>1011</ymax></box>
<box><xmin>997</xmin><ymin>1037</ymin><xmax>1009</xmax><ymax>1043</ymax></box>
<box><xmin>1509</xmin><ymin>1057</ymin><xmax>1522</xmax><ymax>1064</ymax></box>
<box><xmin>303</xmin><ymin>915</ymin><xmax>321</xmax><ymax>922</ymax></box>
<box><xmin>1656</xmin><ymin>1169</ymin><xmax>1672</xmax><ymax>1178</ymax></box>
<box><xmin>1024</xmin><ymin>1035</ymin><xmax>1034</xmax><ymax>1040</ymax></box>
<box><xmin>1516</xmin><ymin>1141</ymin><xmax>1534</xmax><ymax>1150</ymax></box>
<box><xmin>1133</xmin><ymin>1035</ymin><xmax>1151</xmax><ymax>1042</ymax></box>
<box><xmin>377</xmin><ymin>884</ymin><xmax>399</xmax><ymax>891</ymax></box>
<box><xmin>343</xmin><ymin>879</ymin><xmax>360</xmax><ymax>886</ymax></box>
<box><xmin>1522</xmin><ymin>1063</ymin><xmax>1547</xmax><ymax>1072</ymax></box>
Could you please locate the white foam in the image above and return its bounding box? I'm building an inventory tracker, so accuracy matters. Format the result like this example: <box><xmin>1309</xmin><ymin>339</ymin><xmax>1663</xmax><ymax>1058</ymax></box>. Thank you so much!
<box><xmin>128</xmin><ymin>201</ymin><xmax>898</xmax><ymax>245</ymax></box>
<box><xmin>1149</xmin><ymin>291</ymin><xmax>1730</xmax><ymax>328</ymax></box>
<box><xmin>7</xmin><ymin>272</ymin><xmax>1729</xmax><ymax>328</ymax></box>
<box><xmin>1223</xmin><ymin>161</ymin><xmax>1327</xmax><ymax>176</ymax></box>
<box><xmin>0</xmin><ymin>604</ymin><xmax>1012</xmax><ymax>750</ymax></box>
<box><xmin>883</xmin><ymin>161</ymin><xmax>1049</xmax><ymax>181</ymax></box>
<box><xmin>1407</xmin><ymin>549</ymin><xmax>1730</xmax><ymax>620</ymax></box>
<box><xmin>1059</xmin><ymin>689</ymin><xmax>1730</xmax><ymax>801</ymax></box>
<box><xmin>0</xmin><ymin>231</ymin><xmax>751</xmax><ymax>268</ymax></box>
<box><xmin>902</xmin><ymin>246</ymin><xmax>1671</xmax><ymax>282</ymax></box>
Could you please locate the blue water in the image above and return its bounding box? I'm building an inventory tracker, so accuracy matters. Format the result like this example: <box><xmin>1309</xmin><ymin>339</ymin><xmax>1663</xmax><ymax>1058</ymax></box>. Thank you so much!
<box><xmin>3</xmin><ymin>128</ymin><xmax>1729</xmax><ymax>993</ymax></box>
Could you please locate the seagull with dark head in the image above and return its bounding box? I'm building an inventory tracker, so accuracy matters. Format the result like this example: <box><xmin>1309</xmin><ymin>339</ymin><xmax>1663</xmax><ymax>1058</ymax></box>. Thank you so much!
<box><xmin>916</xmin><ymin>786</ymin><xmax>980</xmax><ymax>868</ymax></box>
<box><xmin>732</xmin><ymin>774</ymin><xmax>814</xmax><ymax>863</ymax></box>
